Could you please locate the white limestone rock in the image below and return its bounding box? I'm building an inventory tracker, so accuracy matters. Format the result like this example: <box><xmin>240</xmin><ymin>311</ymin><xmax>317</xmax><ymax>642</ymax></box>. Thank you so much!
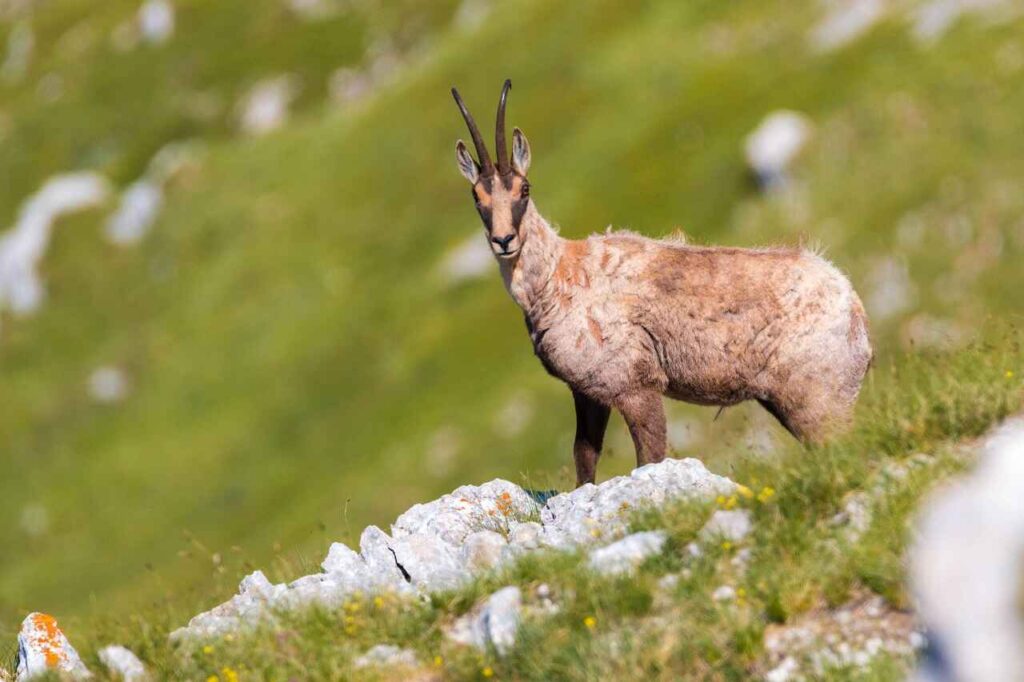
<box><xmin>353</xmin><ymin>644</ymin><xmax>418</xmax><ymax>669</ymax></box>
<box><xmin>587</xmin><ymin>531</ymin><xmax>668</xmax><ymax>576</ymax></box>
<box><xmin>15</xmin><ymin>613</ymin><xmax>90</xmax><ymax>680</ymax></box>
<box><xmin>97</xmin><ymin>645</ymin><xmax>147</xmax><ymax>681</ymax></box>
<box><xmin>446</xmin><ymin>586</ymin><xmax>522</xmax><ymax>655</ymax></box>
<box><xmin>389</xmin><ymin>532</ymin><xmax>467</xmax><ymax>592</ymax></box>
<box><xmin>699</xmin><ymin>510</ymin><xmax>753</xmax><ymax>544</ymax></box>
<box><xmin>540</xmin><ymin>458</ymin><xmax>736</xmax><ymax>548</ymax></box>
<box><xmin>461</xmin><ymin>530</ymin><xmax>509</xmax><ymax>572</ymax></box>
<box><xmin>392</xmin><ymin>478</ymin><xmax>538</xmax><ymax>547</ymax></box>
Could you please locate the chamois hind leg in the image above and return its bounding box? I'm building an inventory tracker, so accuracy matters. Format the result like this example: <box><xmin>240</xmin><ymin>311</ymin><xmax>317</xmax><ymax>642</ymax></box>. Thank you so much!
<box><xmin>572</xmin><ymin>390</ymin><xmax>611</xmax><ymax>487</ymax></box>
<box><xmin>617</xmin><ymin>391</ymin><xmax>667</xmax><ymax>468</ymax></box>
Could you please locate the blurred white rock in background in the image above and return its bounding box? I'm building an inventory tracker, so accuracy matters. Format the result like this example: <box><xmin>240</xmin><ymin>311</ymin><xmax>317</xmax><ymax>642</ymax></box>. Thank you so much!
<box><xmin>352</xmin><ymin>644</ymin><xmax>418</xmax><ymax>669</ymax></box>
<box><xmin>911</xmin><ymin>0</ymin><xmax>1018</xmax><ymax>45</ymax></box>
<box><xmin>16</xmin><ymin>613</ymin><xmax>91</xmax><ymax>680</ymax></box>
<box><xmin>97</xmin><ymin>645</ymin><xmax>147</xmax><ymax>681</ymax></box>
<box><xmin>88</xmin><ymin>366</ymin><xmax>130</xmax><ymax>404</ymax></box>
<box><xmin>106</xmin><ymin>181</ymin><xmax>162</xmax><ymax>245</ymax></box>
<box><xmin>454</xmin><ymin>0</ymin><xmax>491</xmax><ymax>31</ymax></box>
<box><xmin>744</xmin><ymin>111</ymin><xmax>813</xmax><ymax>190</ymax></box>
<box><xmin>138</xmin><ymin>0</ymin><xmax>174</xmax><ymax>45</ymax></box>
<box><xmin>328</xmin><ymin>67</ymin><xmax>373</xmax><ymax>106</ymax></box>
<box><xmin>437</xmin><ymin>234</ymin><xmax>493</xmax><ymax>285</ymax></box>
<box><xmin>105</xmin><ymin>141</ymin><xmax>202</xmax><ymax>246</ymax></box>
<box><xmin>864</xmin><ymin>255</ymin><xmax>915</xmax><ymax>322</ymax></box>
<box><xmin>287</xmin><ymin>0</ymin><xmax>341</xmax><ymax>22</ymax></box>
<box><xmin>809</xmin><ymin>0</ymin><xmax>885</xmax><ymax>52</ymax></box>
<box><xmin>238</xmin><ymin>75</ymin><xmax>299</xmax><ymax>136</ymax></box>
<box><xmin>1</xmin><ymin>19</ymin><xmax>33</xmax><ymax>83</ymax></box>
<box><xmin>493</xmin><ymin>393</ymin><xmax>534</xmax><ymax>438</ymax></box>
<box><xmin>18</xmin><ymin>503</ymin><xmax>49</xmax><ymax>538</ymax></box>
<box><xmin>0</xmin><ymin>173</ymin><xmax>110</xmax><ymax>326</ymax></box>
<box><xmin>910</xmin><ymin>418</ymin><xmax>1024</xmax><ymax>682</ymax></box>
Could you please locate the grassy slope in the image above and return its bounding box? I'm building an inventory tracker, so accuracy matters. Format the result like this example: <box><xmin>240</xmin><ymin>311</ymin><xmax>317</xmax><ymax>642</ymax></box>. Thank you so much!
<box><xmin>0</xmin><ymin>0</ymin><xmax>1022</xmax><ymax>665</ymax></box>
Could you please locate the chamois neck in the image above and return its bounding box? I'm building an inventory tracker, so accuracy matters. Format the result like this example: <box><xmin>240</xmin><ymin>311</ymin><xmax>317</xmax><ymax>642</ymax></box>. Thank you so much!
<box><xmin>499</xmin><ymin>204</ymin><xmax>563</xmax><ymax>315</ymax></box>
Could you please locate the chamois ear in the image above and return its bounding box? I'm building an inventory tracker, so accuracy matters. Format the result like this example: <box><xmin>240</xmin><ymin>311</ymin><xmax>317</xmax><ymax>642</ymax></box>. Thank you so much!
<box><xmin>455</xmin><ymin>140</ymin><xmax>480</xmax><ymax>184</ymax></box>
<box><xmin>512</xmin><ymin>127</ymin><xmax>531</xmax><ymax>176</ymax></box>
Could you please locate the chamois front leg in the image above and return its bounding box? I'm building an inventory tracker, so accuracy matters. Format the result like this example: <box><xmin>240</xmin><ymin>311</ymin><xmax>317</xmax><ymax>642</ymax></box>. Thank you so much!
<box><xmin>572</xmin><ymin>390</ymin><xmax>611</xmax><ymax>487</ymax></box>
<box><xmin>617</xmin><ymin>391</ymin><xmax>667</xmax><ymax>468</ymax></box>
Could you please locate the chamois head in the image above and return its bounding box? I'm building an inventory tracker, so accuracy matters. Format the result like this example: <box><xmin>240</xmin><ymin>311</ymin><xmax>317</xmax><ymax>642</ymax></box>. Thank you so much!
<box><xmin>452</xmin><ymin>79</ymin><xmax>533</xmax><ymax>259</ymax></box>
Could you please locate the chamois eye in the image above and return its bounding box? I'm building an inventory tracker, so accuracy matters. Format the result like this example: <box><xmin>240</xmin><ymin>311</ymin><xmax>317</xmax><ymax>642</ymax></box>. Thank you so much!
<box><xmin>521</xmin><ymin>183</ymin><xmax>530</xmax><ymax>197</ymax></box>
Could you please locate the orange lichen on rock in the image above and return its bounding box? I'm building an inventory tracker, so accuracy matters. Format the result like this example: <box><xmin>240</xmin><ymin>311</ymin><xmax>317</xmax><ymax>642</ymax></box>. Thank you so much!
<box><xmin>29</xmin><ymin>613</ymin><xmax>67</xmax><ymax>667</ymax></box>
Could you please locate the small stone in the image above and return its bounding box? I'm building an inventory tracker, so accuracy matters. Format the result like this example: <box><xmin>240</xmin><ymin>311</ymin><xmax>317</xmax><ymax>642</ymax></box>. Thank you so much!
<box><xmin>98</xmin><ymin>645</ymin><xmax>147</xmax><ymax>681</ymax></box>
<box><xmin>587</xmin><ymin>531</ymin><xmax>668</xmax><ymax>576</ymax></box>
<box><xmin>446</xmin><ymin>586</ymin><xmax>522</xmax><ymax>655</ymax></box>
<box><xmin>88</xmin><ymin>366</ymin><xmax>130</xmax><ymax>403</ymax></box>
<box><xmin>353</xmin><ymin>644</ymin><xmax>418</xmax><ymax>669</ymax></box>
<box><xmin>699</xmin><ymin>510</ymin><xmax>753</xmax><ymax>543</ymax></box>
<box><xmin>16</xmin><ymin>613</ymin><xmax>90</xmax><ymax>680</ymax></box>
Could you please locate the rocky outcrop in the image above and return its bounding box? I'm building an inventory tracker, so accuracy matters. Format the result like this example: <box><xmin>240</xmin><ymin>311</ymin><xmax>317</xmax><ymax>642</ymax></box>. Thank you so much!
<box><xmin>171</xmin><ymin>458</ymin><xmax>735</xmax><ymax>640</ymax></box>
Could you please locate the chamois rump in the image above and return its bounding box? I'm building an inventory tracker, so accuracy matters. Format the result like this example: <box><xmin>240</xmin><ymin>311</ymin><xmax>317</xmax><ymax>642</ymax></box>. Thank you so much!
<box><xmin>451</xmin><ymin>80</ymin><xmax>872</xmax><ymax>486</ymax></box>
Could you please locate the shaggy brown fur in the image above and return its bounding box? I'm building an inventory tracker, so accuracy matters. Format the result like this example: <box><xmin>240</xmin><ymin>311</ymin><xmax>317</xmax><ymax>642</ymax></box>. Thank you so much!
<box><xmin>453</xmin><ymin>82</ymin><xmax>872</xmax><ymax>485</ymax></box>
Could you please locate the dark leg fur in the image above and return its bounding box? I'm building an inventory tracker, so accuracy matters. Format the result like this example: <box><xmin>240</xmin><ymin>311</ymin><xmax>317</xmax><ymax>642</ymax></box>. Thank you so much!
<box><xmin>572</xmin><ymin>390</ymin><xmax>611</xmax><ymax>486</ymax></box>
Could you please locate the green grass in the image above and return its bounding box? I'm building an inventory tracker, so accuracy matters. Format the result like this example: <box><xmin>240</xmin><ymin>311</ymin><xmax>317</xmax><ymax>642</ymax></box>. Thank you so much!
<box><xmin>1</xmin><ymin>0</ymin><xmax>1023</xmax><ymax>676</ymax></box>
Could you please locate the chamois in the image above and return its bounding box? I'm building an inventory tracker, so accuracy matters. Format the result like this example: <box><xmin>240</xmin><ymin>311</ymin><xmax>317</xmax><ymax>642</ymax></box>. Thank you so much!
<box><xmin>451</xmin><ymin>80</ymin><xmax>872</xmax><ymax>486</ymax></box>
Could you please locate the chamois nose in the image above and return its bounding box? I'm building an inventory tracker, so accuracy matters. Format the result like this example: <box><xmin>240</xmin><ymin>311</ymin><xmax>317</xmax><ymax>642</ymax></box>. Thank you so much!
<box><xmin>491</xmin><ymin>234</ymin><xmax>515</xmax><ymax>252</ymax></box>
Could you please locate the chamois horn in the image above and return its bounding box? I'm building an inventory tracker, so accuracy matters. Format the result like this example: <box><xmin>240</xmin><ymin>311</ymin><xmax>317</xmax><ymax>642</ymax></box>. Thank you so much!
<box><xmin>451</xmin><ymin>86</ymin><xmax>494</xmax><ymax>176</ymax></box>
<box><xmin>495</xmin><ymin>79</ymin><xmax>512</xmax><ymax>175</ymax></box>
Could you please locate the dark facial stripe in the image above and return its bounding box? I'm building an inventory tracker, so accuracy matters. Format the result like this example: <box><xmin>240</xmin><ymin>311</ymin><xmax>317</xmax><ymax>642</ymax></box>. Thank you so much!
<box><xmin>476</xmin><ymin>205</ymin><xmax>493</xmax><ymax>230</ymax></box>
<box><xmin>511</xmin><ymin>197</ymin><xmax>529</xmax><ymax>229</ymax></box>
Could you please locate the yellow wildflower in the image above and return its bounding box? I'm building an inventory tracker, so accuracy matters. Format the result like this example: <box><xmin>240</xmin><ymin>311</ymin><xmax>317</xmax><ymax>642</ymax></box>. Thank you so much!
<box><xmin>724</xmin><ymin>495</ymin><xmax>738</xmax><ymax>510</ymax></box>
<box><xmin>1007</xmin><ymin>370</ymin><xmax>1015</xmax><ymax>379</ymax></box>
<box><xmin>373</xmin><ymin>596</ymin><xmax>385</xmax><ymax>608</ymax></box>
<box><xmin>206</xmin><ymin>677</ymin><xmax>218</xmax><ymax>682</ymax></box>
<box><xmin>202</xmin><ymin>645</ymin><xmax>215</xmax><ymax>655</ymax></box>
<box><xmin>737</xmin><ymin>588</ymin><xmax>747</xmax><ymax>598</ymax></box>
<box><xmin>482</xmin><ymin>666</ymin><xmax>494</xmax><ymax>678</ymax></box>
<box><xmin>736</xmin><ymin>484</ymin><xmax>754</xmax><ymax>499</ymax></box>
<box><xmin>721</xmin><ymin>541</ymin><xmax>733</xmax><ymax>551</ymax></box>
<box><xmin>434</xmin><ymin>655</ymin><xmax>444</xmax><ymax>667</ymax></box>
<box><xmin>757</xmin><ymin>487</ymin><xmax>776</xmax><ymax>503</ymax></box>
<box><xmin>715</xmin><ymin>495</ymin><xmax>726</xmax><ymax>506</ymax></box>
<box><xmin>583</xmin><ymin>616</ymin><xmax>597</xmax><ymax>630</ymax></box>
<box><xmin>221</xmin><ymin>667</ymin><xmax>239</xmax><ymax>682</ymax></box>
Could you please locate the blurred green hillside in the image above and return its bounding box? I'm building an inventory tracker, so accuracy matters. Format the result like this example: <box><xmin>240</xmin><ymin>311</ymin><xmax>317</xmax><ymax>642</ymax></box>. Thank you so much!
<box><xmin>1</xmin><ymin>0</ymin><xmax>1023</xmax><ymax>646</ymax></box>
